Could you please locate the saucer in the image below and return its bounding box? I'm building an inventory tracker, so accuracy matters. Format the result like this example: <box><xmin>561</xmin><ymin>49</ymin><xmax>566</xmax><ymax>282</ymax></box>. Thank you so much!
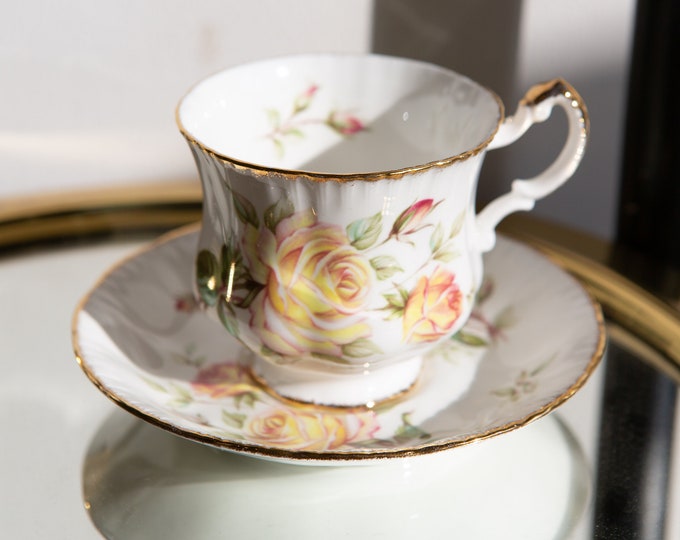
<box><xmin>73</xmin><ymin>225</ymin><xmax>605</xmax><ymax>464</ymax></box>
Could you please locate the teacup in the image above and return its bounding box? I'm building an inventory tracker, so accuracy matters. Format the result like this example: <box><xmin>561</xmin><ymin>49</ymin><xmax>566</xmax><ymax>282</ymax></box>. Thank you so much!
<box><xmin>177</xmin><ymin>53</ymin><xmax>588</xmax><ymax>407</ymax></box>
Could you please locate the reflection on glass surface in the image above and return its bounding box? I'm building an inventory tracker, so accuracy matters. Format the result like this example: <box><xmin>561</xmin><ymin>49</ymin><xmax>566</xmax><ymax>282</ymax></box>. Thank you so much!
<box><xmin>83</xmin><ymin>410</ymin><xmax>589</xmax><ymax>539</ymax></box>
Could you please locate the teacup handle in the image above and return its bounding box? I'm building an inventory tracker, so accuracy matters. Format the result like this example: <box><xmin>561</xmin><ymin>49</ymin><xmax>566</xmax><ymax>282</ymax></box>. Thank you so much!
<box><xmin>475</xmin><ymin>79</ymin><xmax>589</xmax><ymax>252</ymax></box>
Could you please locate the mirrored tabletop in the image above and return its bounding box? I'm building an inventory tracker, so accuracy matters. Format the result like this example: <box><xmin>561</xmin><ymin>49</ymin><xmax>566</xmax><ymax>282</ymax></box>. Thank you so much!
<box><xmin>2</xmin><ymin>183</ymin><xmax>679</xmax><ymax>539</ymax></box>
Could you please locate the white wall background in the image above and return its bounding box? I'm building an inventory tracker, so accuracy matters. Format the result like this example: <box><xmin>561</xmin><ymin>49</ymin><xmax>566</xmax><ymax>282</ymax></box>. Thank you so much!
<box><xmin>0</xmin><ymin>0</ymin><xmax>635</xmax><ymax>240</ymax></box>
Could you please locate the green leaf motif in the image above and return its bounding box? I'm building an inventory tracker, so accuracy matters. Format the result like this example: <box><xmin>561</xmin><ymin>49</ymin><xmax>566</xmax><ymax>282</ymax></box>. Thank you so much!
<box><xmin>433</xmin><ymin>249</ymin><xmax>459</xmax><ymax>263</ymax></box>
<box><xmin>273</xmin><ymin>138</ymin><xmax>284</xmax><ymax>158</ymax></box>
<box><xmin>449</xmin><ymin>211</ymin><xmax>465</xmax><ymax>238</ymax></box>
<box><xmin>492</xmin><ymin>387</ymin><xmax>519</xmax><ymax>400</ymax></box>
<box><xmin>285</xmin><ymin>127</ymin><xmax>305</xmax><ymax>138</ymax></box>
<box><xmin>196</xmin><ymin>250</ymin><xmax>220</xmax><ymax>306</ymax></box>
<box><xmin>220</xmin><ymin>243</ymin><xmax>233</xmax><ymax>278</ymax></box>
<box><xmin>393</xmin><ymin>413</ymin><xmax>430</xmax><ymax>443</ymax></box>
<box><xmin>260</xmin><ymin>345</ymin><xmax>285</xmax><ymax>362</ymax></box>
<box><xmin>232</xmin><ymin>191</ymin><xmax>260</xmax><ymax>228</ymax></box>
<box><xmin>234</xmin><ymin>392</ymin><xmax>257</xmax><ymax>410</ymax></box>
<box><xmin>217</xmin><ymin>297</ymin><xmax>239</xmax><ymax>338</ymax></box>
<box><xmin>493</xmin><ymin>306</ymin><xmax>516</xmax><ymax>330</ymax></box>
<box><xmin>169</xmin><ymin>383</ymin><xmax>193</xmax><ymax>403</ymax></box>
<box><xmin>382</xmin><ymin>289</ymin><xmax>408</xmax><ymax>320</ymax></box>
<box><xmin>235</xmin><ymin>281</ymin><xmax>265</xmax><ymax>309</ymax></box>
<box><xmin>383</xmin><ymin>309</ymin><xmax>403</xmax><ymax>321</ymax></box>
<box><xmin>310</xmin><ymin>352</ymin><xmax>352</xmax><ymax>365</ymax></box>
<box><xmin>476</xmin><ymin>277</ymin><xmax>494</xmax><ymax>305</ymax></box>
<box><xmin>141</xmin><ymin>377</ymin><xmax>168</xmax><ymax>393</ymax></box>
<box><xmin>342</xmin><ymin>338</ymin><xmax>383</xmax><ymax>358</ymax></box>
<box><xmin>530</xmin><ymin>355</ymin><xmax>555</xmax><ymax>376</ymax></box>
<box><xmin>266</xmin><ymin>108</ymin><xmax>280</xmax><ymax>128</ymax></box>
<box><xmin>399</xmin><ymin>286</ymin><xmax>411</xmax><ymax>305</ymax></box>
<box><xmin>172</xmin><ymin>350</ymin><xmax>206</xmax><ymax>368</ymax></box>
<box><xmin>222</xmin><ymin>409</ymin><xmax>247</xmax><ymax>429</ymax></box>
<box><xmin>346</xmin><ymin>212</ymin><xmax>383</xmax><ymax>250</ymax></box>
<box><xmin>383</xmin><ymin>292</ymin><xmax>406</xmax><ymax>310</ymax></box>
<box><xmin>168</xmin><ymin>396</ymin><xmax>193</xmax><ymax>408</ymax></box>
<box><xmin>264</xmin><ymin>198</ymin><xmax>295</xmax><ymax>233</ymax></box>
<box><xmin>370</xmin><ymin>255</ymin><xmax>403</xmax><ymax>280</ymax></box>
<box><xmin>453</xmin><ymin>331</ymin><xmax>489</xmax><ymax>347</ymax></box>
<box><xmin>430</xmin><ymin>223</ymin><xmax>445</xmax><ymax>253</ymax></box>
<box><xmin>219</xmin><ymin>244</ymin><xmax>236</xmax><ymax>287</ymax></box>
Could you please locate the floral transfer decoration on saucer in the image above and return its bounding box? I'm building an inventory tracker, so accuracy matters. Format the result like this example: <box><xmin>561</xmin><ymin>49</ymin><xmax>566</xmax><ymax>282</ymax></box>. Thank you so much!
<box><xmin>136</xmin><ymin>278</ymin><xmax>503</xmax><ymax>453</ymax></box>
<box><xmin>73</xmin><ymin>226</ymin><xmax>605</xmax><ymax>463</ymax></box>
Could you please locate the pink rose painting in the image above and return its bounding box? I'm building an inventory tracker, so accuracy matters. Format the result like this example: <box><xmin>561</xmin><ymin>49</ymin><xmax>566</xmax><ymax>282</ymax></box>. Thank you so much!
<box><xmin>191</xmin><ymin>362</ymin><xmax>259</xmax><ymax>400</ymax></box>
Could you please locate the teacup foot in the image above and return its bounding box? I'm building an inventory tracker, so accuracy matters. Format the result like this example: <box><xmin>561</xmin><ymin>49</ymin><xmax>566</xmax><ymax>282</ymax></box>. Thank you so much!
<box><xmin>251</xmin><ymin>356</ymin><xmax>423</xmax><ymax>408</ymax></box>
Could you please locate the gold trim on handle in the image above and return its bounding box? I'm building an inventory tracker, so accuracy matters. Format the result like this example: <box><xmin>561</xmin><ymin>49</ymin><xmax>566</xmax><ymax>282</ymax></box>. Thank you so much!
<box><xmin>521</xmin><ymin>77</ymin><xmax>590</xmax><ymax>145</ymax></box>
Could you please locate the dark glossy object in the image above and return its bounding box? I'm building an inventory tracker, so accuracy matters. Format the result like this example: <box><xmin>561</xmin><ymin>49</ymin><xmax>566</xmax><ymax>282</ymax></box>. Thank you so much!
<box><xmin>616</xmin><ymin>0</ymin><xmax>680</xmax><ymax>269</ymax></box>
<box><xmin>597</xmin><ymin>0</ymin><xmax>680</xmax><ymax>537</ymax></box>
<box><xmin>594</xmin><ymin>346</ymin><xmax>676</xmax><ymax>539</ymax></box>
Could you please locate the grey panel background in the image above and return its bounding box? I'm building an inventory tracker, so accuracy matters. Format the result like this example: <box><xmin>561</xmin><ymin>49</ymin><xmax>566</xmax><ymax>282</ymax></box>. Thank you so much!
<box><xmin>372</xmin><ymin>0</ymin><xmax>633</xmax><ymax>240</ymax></box>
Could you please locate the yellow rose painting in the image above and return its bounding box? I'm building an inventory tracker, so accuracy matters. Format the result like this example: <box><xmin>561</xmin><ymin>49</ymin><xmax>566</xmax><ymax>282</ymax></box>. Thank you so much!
<box><xmin>246</xmin><ymin>406</ymin><xmax>379</xmax><ymax>451</ymax></box>
<box><xmin>402</xmin><ymin>266</ymin><xmax>463</xmax><ymax>343</ymax></box>
<box><xmin>244</xmin><ymin>209</ymin><xmax>374</xmax><ymax>359</ymax></box>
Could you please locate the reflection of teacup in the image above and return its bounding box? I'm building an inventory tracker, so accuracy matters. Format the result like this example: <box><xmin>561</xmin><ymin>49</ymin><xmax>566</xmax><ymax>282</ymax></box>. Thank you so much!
<box><xmin>177</xmin><ymin>54</ymin><xmax>588</xmax><ymax>407</ymax></box>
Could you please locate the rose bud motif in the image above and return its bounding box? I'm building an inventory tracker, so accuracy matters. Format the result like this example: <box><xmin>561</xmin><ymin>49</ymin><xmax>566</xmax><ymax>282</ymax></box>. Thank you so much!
<box><xmin>326</xmin><ymin>110</ymin><xmax>366</xmax><ymax>135</ymax></box>
<box><xmin>390</xmin><ymin>199</ymin><xmax>439</xmax><ymax>237</ymax></box>
<box><xmin>293</xmin><ymin>84</ymin><xmax>319</xmax><ymax>113</ymax></box>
